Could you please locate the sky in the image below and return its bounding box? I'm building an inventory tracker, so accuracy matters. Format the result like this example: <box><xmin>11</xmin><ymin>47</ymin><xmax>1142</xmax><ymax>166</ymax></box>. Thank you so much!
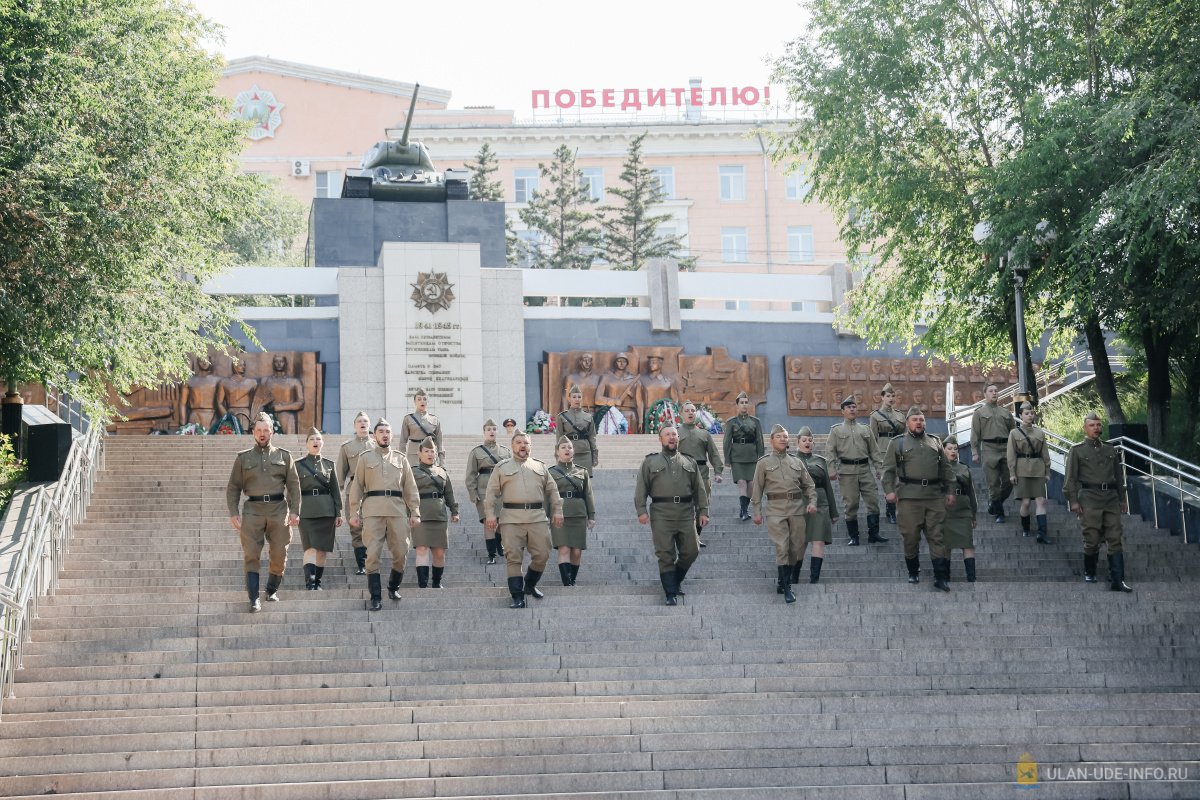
<box><xmin>190</xmin><ymin>0</ymin><xmax>810</xmax><ymax>116</ymax></box>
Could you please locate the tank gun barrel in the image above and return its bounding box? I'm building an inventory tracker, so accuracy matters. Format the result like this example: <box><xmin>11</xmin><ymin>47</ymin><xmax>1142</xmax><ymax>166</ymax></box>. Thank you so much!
<box><xmin>399</xmin><ymin>82</ymin><xmax>420</xmax><ymax>146</ymax></box>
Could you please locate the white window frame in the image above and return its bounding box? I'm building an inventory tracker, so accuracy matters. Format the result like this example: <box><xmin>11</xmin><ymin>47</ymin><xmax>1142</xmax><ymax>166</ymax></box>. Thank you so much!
<box><xmin>787</xmin><ymin>225</ymin><xmax>815</xmax><ymax>263</ymax></box>
<box><xmin>719</xmin><ymin>165</ymin><xmax>745</xmax><ymax>201</ymax></box>
<box><xmin>785</xmin><ymin>166</ymin><xmax>811</xmax><ymax>201</ymax></box>
<box><xmin>721</xmin><ymin>227</ymin><xmax>748</xmax><ymax>263</ymax></box>
<box><xmin>514</xmin><ymin>169</ymin><xmax>539</xmax><ymax>203</ymax></box>
<box><xmin>579</xmin><ymin>167</ymin><xmax>604</xmax><ymax>203</ymax></box>
<box><xmin>652</xmin><ymin>166</ymin><xmax>675</xmax><ymax>200</ymax></box>
<box><xmin>315</xmin><ymin>170</ymin><xmax>343</xmax><ymax>199</ymax></box>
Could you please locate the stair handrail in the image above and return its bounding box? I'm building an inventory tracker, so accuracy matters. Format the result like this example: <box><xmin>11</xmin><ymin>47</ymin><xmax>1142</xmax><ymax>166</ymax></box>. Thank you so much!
<box><xmin>0</xmin><ymin>391</ymin><xmax>104</xmax><ymax>717</ymax></box>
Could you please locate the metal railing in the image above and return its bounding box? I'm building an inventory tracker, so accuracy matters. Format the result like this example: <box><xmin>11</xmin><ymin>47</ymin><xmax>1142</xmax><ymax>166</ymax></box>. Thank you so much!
<box><xmin>0</xmin><ymin>390</ymin><xmax>105</xmax><ymax>716</ymax></box>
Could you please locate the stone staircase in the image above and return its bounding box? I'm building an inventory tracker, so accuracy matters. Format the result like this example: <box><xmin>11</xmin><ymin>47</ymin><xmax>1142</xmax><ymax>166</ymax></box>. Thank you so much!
<box><xmin>1</xmin><ymin>435</ymin><xmax>1198</xmax><ymax>799</ymax></box>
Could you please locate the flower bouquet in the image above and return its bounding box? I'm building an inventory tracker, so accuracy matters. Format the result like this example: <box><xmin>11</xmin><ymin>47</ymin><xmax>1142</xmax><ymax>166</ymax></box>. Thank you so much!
<box><xmin>525</xmin><ymin>409</ymin><xmax>556</xmax><ymax>434</ymax></box>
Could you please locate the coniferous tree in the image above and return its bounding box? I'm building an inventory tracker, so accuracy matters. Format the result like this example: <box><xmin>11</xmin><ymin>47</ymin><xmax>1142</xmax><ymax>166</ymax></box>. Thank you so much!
<box><xmin>601</xmin><ymin>133</ymin><xmax>693</xmax><ymax>271</ymax></box>
<box><xmin>517</xmin><ymin>145</ymin><xmax>600</xmax><ymax>269</ymax></box>
<box><xmin>464</xmin><ymin>142</ymin><xmax>517</xmax><ymax>264</ymax></box>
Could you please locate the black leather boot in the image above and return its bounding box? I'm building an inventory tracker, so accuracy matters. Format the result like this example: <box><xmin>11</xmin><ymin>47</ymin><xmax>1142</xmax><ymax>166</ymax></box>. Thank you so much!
<box><xmin>265</xmin><ymin>573</ymin><xmax>282</xmax><ymax>602</ymax></box>
<box><xmin>367</xmin><ymin>573</ymin><xmax>382</xmax><ymax>611</ymax></box>
<box><xmin>994</xmin><ymin>501</ymin><xmax>1006</xmax><ymax>523</ymax></box>
<box><xmin>885</xmin><ymin>501</ymin><xmax>897</xmax><ymax>524</ymax></box>
<box><xmin>387</xmin><ymin>569</ymin><xmax>403</xmax><ymax>600</ymax></box>
<box><xmin>559</xmin><ymin>562</ymin><xmax>573</xmax><ymax>586</ymax></box>
<box><xmin>846</xmin><ymin>519</ymin><xmax>861</xmax><ymax>546</ymax></box>
<box><xmin>964</xmin><ymin>557</ymin><xmax>976</xmax><ymax>583</ymax></box>
<box><xmin>1020</xmin><ymin>515</ymin><xmax>1031</xmax><ymax>537</ymax></box>
<box><xmin>738</xmin><ymin>496</ymin><xmax>751</xmax><ymax>521</ymax></box>
<box><xmin>569</xmin><ymin>564</ymin><xmax>579</xmax><ymax>585</ymax></box>
<box><xmin>1083</xmin><ymin>552</ymin><xmax>1098</xmax><ymax>583</ymax></box>
<box><xmin>354</xmin><ymin>546</ymin><xmax>367</xmax><ymax>575</ymax></box>
<box><xmin>1108</xmin><ymin>553</ymin><xmax>1132</xmax><ymax>592</ymax></box>
<box><xmin>932</xmin><ymin>558</ymin><xmax>951</xmax><ymax>592</ymax></box>
<box><xmin>485</xmin><ymin>536</ymin><xmax>498</xmax><ymax>565</ymax></box>
<box><xmin>867</xmin><ymin>514</ymin><xmax>888</xmax><ymax>543</ymax></box>
<box><xmin>778</xmin><ymin>564</ymin><xmax>796</xmax><ymax>603</ymax></box>
<box><xmin>809</xmin><ymin>556</ymin><xmax>823</xmax><ymax>584</ymax></box>
<box><xmin>508</xmin><ymin>575</ymin><xmax>526</xmax><ymax>608</ymax></box>
<box><xmin>303</xmin><ymin>563</ymin><xmax>315</xmax><ymax>590</ymax></box>
<box><xmin>524</xmin><ymin>569</ymin><xmax>545</xmax><ymax>599</ymax></box>
<box><xmin>660</xmin><ymin>570</ymin><xmax>679</xmax><ymax>606</ymax></box>
<box><xmin>696</xmin><ymin>519</ymin><xmax>706</xmax><ymax>548</ymax></box>
<box><xmin>246</xmin><ymin>572</ymin><xmax>261</xmax><ymax>612</ymax></box>
<box><xmin>416</xmin><ymin>566</ymin><xmax>429</xmax><ymax>588</ymax></box>
<box><xmin>496</xmin><ymin>536</ymin><xmax>505</xmax><ymax>557</ymax></box>
<box><xmin>431</xmin><ymin>566</ymin><xmax>444</xmax><ymax>588</ymax></box>
<box><xmin>791</xmin><ymin>559</ymin><xmax>803</xmax><ymax>585</ymax></box>
<box><xmin>312</xmin><ymin>565</ymin><xmax>324</xmax><ymax>590</ymax></box>
<box><xmin>1036</xmin><ymin>515</ymin><xmax>1048</xmax><ymax>544</ymax></box>
<box><xmin>673</xmin><ymin>564</ymin><xmax>690</xmax><ymax>596</ymax></box>
<box><xmin>905</xmin><ymin>556</ymin><xmax>920</xmax><ymax>584</ymax></box>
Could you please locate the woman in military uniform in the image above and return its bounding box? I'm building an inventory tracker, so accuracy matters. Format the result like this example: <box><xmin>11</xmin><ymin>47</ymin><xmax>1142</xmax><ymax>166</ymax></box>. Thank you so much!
<box><xmin>548</xmin><ymin>436</ymin><xmax>595</xmax><ymax>585</ymax></box>
<box><xmin>723</xmin><ymin>392</ymin><xmax>764</xmax><ymax>520</ymax></box>
<box><xmin>296</xmin><ymin>428</ymin><xmax>342</xmax><ymax>590</ymax></box>
<box><xmin>1008</xmin><ymin>401</ymin><xmax>1052</xmax><ymax>543</ymax></box>
<box><xmin>556</xmin><ymin>385</ymin><xmax>598</xmax><ymax>475</ymax></box>
<box><xmin>795</xmin><ymin>426</ymin><xmax>838</xmax><ymax>584</ymax></box>
<box><xmin>941</xmin><ymin>439</ymin><xmax>978</xmax><ymax>582</ymax></box>
<box><xmin>411</xmin><ymin>437</ymin><xmax>459</xmax><ymax>588</ymax></box>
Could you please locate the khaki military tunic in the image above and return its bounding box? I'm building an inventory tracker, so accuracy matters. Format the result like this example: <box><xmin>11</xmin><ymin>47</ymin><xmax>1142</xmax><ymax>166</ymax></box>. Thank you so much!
<box><xmin>549</xmin><ymin>461</ymin><xmax>595</xmax><ymax>550</ymax></box>
<box><xmin>556</xmin><ymin>409</ymin><xmax>598</xmax><ymax>475</ymax></box>
<box><xmin>971</xmin><ymin>401</ymin><xmax>1016</xmax><ymax>502</ymax></box>
<box><xmin>798</xmin><ymin>451</ymin><xmax>838</xmax><ymax>543</ymax></box>
<box><xmin>1064</xmin><ymin>438</ymin><xmax>1126</xmax><ymax>555</ymax></box>
<box><xmin>826</xmin><ymin>419</ymin><xmax>881</xmax><ymax>517</ymax></box>
<box><xmin>882</xmin><ymin>432</ymin><xmax>953</xmax><ymax>560</ymax></box>
<box><xmin>869</xmin><ymin>407</ymin><xmax>906</xmax><ymax>454</ymax></box>
<box><xmin>335</xmin><ymin>435</ymin><xmax>373</xmax><ymax>549</ymax></box>
<box><xmin>349</xmin><ymin>446</ymin><xmax>421</xmax><ymax>575</ymax></box>
<box><xmin>483</xmin><ymin>457</ymin><xmax>563</xmax><ymax>577</ymax></box>
<box><xmin>411</xmin><ymin>463</ymin><xmax>457</xmax><ymax>549</ymax></box>
<box><xmin>1007</xmin><ymin>424</ymin><xmax>1051</xmax><ymax>499</ymax></box>
<box><xmin>943</xmin><ymin>461</ymin><xmax>978</xmax><ymax>550</ymax></box>
<box><xmin>226</xmin><ymin>443</ymin><xmax>301</xmax><ymax>575</ymax></box>
<box><xmin>751</xmin><ymin>451</ymin><xmax>818</xmax><ymax>565</ymax></box>
<box><xmin>295</xmin><ymin>454</ymin><xmax>341</xmax><ymax>552</ymax></box>
<box><xmin>464</xmin><ymin>442</ymin><xmax>512</xmax><ymax>523</ymax></box>
<box><xmin>635</xmin><ymin>450</ymin><xmax>709</xmax><ymax>573</ymax></box>
<box><xmin>679</xmin><ymin>422</ymin><xmax>724</xmax><ymax>489</ymax></box>
<box><xmin>723</xmin><ymin>414</ymin><xmax>765</xmax><ymax>482</ymax></box>
<box><xmin>399</xmin><ymin>411</ymin><xmax>443</xmax><ymax>465</ymax></box>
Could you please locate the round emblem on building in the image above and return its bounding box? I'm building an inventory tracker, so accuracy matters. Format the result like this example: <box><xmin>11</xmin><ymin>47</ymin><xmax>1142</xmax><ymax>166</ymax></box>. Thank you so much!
<box><xmin>411</xmin><ymin>272</ymin><xmax>456</xmax><ymax>313</ymax></box>
<box><xmin>232</xmin><ymin>85</ymin><xmax>284</xmax><ymax>141</ymax></box>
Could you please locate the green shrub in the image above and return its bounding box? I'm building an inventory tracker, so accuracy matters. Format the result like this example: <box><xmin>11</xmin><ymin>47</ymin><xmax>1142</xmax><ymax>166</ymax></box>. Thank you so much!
<box><xmin>0</xmin><ymin>434</ymin><xmax>27</xmax><ymax>519</ymax></box>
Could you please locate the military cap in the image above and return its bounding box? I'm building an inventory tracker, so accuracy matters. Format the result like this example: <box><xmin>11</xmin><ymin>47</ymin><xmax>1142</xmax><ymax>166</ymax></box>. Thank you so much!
<box><xmin>419</xmin><ymin>436</ymin><xmax>437</xmax><ymax>450</ymax></box>
<box><xmin>906</xmin><ymin>405</ymin><xmax>924</xmax><ymax>418</ymax></box>
<box><xmin>373</xmin><ymin>416</ymin><xmax>390</xmax><ymax>431</ymax></box>
<box><xmin>568</xmin><ymin>384</ymin><xmax>582</xmax><ymax>396</ymax></box>
<box><xmin>483</xmin><ymin>418</ymin><xmax>497</xmax><ymax>429</ymax></box>
<box><xmin>253</xmin><ymin>411</ymin><xmax>273</xmax><ymax>426</ymax></box>
<box><xmin>1019</xmin><ymin>401</ymin><xmax>1035</xmax><ymax>413</ymax></box>
<box><xmin>306</xmin><ymin>427</ymin><xmax>321</xmax><ymax>438</ymax></box>
<box><xmin>880</xmin><ymin>383</ymin><xmax>896</xmax><ymax>396</ymax></box>
<box><xmin>736</xmin><ymin>391</ymin><xmax>749</xmax><ymax>402</ymax></box>
<box><xmin>1084</xmin><ymin>411</ymin><xmax>1102</xmax><ymax>423</ymax></box>
<box><xmin>503</xmin><ymin>418</ymin><xmax>518</xmax><ymax>427</ymax></box>
<box><xmin>840</xmin><ymin>394</ymin><xmax>857</xmax><ymax>408</ymax></box>
<box><xmin>797</xmin><ymin>425</ymin><xmax>814</xmax><ymax>438</ymax></box>
<box><xmin>681</xmin><ymin>399</ymin><xmax>695</xmax><ymax>408</ymax></box>
<box><xmin>770</xmin><ymin>423</ymin><xmax>789</xmax><ymax>436</ymax></box>
<box><xmin>353</xmin><ymin>410</ymin><xmax>370</xmax><ymax>421</ymax></box>
<box><xmin>557</xmin><ymin>435</ymin><xmax>572</xmax><ymax>447</ymax></box>
<box><xmin>413</xmin><ymin>387</ymin><xmax>427</xmax><ymax>398</ymax></box>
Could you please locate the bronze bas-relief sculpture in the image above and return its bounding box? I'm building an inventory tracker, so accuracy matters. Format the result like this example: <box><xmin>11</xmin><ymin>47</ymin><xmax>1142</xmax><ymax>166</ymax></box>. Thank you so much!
<box><xmin>542</xmin><ymin>347</ymin><xmax>768</xmax><ymax>432</ymax></box>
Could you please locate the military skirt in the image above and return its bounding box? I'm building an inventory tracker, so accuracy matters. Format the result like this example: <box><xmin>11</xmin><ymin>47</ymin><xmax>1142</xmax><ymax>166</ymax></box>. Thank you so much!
<box><xmin>943</xmin><ymin>511</ymin><xmax>975</xmax><ymax>550</ymax></box>
<box><xmin>552</xmin><ymin>517</ymin><xmax>589</xmax><ymax>550</ymax></box>
<box><xmin>805</xmin><ymin>509</ymin><xmax>834</xmax><ymax>544</ymax></box>
<box><xmin>298</xmin><ymin>517</ymin><xmax>336</xmax><ymax>552</ymax></box>
<box><xmin>1015</xmin><ymin>476</ymin><xmax>1047</xmax><ymax>500</ymax></box>
<box><xmin>412</xmin><ymin>521</ymin><xmax>449</xmax><ymax>549</ymax></box>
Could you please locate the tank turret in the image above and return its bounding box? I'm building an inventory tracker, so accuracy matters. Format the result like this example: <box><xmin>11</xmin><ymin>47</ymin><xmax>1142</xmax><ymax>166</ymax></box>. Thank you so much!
<box><xmin>341</xmin><ymin>83</ymin><xmax>470</xmax><ymax>202</ymax></box>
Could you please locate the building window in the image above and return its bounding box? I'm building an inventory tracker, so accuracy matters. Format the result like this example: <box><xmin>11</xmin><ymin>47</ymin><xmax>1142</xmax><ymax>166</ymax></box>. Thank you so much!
<box><xmin>719</xmin><ymin>165</ymin><xmax>745</xmax><ymax>201</ymax></box>
<box><xmin>315</xmin><ymin>170</ymin><xmax>343</xmax><ymax>199</ymax></box>
<box><xmin>791</xmin><ymin>301</ymin><xmax>818</xmax><ymax>312</ymax></box>
<box><xmin>516</xmin><ymin>230</ymin><xmax>540</xmax><ymax>267</ymax></box>
<box><xmin>785</xmin><ymin>166</ymin><xmax>811</xmax><ymax>201</ymax></box>
<box><xmin>721</xmin><ymin>227</ymin><xmax>748</xmax><ymax>263</ymax></box>
<box><xmin>725</xmin><ymin>300</ymin><xmax>751</xmax><ymax>311</ymax></box>
<box><xmin>514</xmin><ymin>169</ymin><xmax>539</xmax><ymax>203</ymax></box>
<box><xmin>652</xmin><ymin>167</ymin><xmax>675</xmax><ymax>200</ymax></box>
<box><xmin>580</xmin><ymin>168</ymin><xmax>604</xmax><ymax>202</ymax></box>
<box><xmin>787</xmin><ymin>225</ymin><xmax>815</xmax><ymax>263</ymax></box>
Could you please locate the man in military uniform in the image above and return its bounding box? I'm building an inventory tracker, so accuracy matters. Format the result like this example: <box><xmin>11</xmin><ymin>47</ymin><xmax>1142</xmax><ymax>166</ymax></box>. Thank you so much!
<box><xmin>335</xmin><ymin>410</ymin><xmax>373</xmax><ymax>575</ymax></box>
<box><xmin>751</xmin><ymin>424</ymin><xmax>818</xmax><ymax>603</ymax></box>
<box><xmin>557</xmin><ymin>385</ymin><xmax>598</xmax><ymax>475</ymax></box>
<box><xmin>882</xmin><ymin>407</ymin><xmax>956</xmax><ymax>591</ymax></box>
<box><xmin>399</xmin><ymin>388</ymin><xmax>443</xmax><ymax>465</ymax></box>
<box><xmin>870</xmin><ymin>383</ymin><xmax>906</xmax><ymax>524</ymax></box>
<box><xmin>826</xmin><ymin>395</ymin><xmax>886</xmax><ymax>545</ymax></box>
<box><xmin>678</xmin><ymin>401</ymin><xmax>723</xmax><ymax>547</ymax></box>
<box><xmin>464</xmin><ymin>418</ymin><xmax>512</xmax><ymax>564</ymax></box>
<box><xmin>723</xmin><ymin>392</ymin><xmax>764</xmax><ymax>521</ymax></box>
<box><xmin>226</xmin><ymin>412</ymin><xmax>300</xmax><ymax>612</ymax></box>
<box><xmin>635</xmin><ymin>425</ymin><xmax>710</xmax><ymax>606</ymax></box>
<box><xmin>970</xmin><ymin>382</ymin><xmax>1016</xmax><ymax>522</ymax></box>
<box><xmin>348</xmin><ymin>418</ymin><xmax>421</xmax><ymax>611</ymax></box>
<box><xmin>1064</xmin><ymin>412</ymin><xmax>1131</xmax><ymax>592</ymax></box>
<box><xmin>484</xmin><ymin>432</ymin><xmax>564</xmax><ymax>608</ymax></box>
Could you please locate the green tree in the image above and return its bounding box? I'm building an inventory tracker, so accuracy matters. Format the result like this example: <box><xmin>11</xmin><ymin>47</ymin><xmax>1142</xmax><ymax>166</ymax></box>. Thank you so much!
<box><xmin>221</xmin><ymin>175</ymin><xmax>307</xmax><ymax>266</ymax></box>
<box><xmin>517</xmin><ymin>144</ymin><xmax>600</xmax><ymax>270</ymax></box>
<box><xmin>0</xmin><ymin>0</ymin><xmax>255</xmax><ymax>413</ymax></box>
<box><xmin>601</xmin><ymin>133</ymin><xmax>694</xmax><ymax>271</ymax></box>
<box><xmin>464</xmin><ymin>142</ymin><xmax>517</xmax><ymax>265</ymax></box>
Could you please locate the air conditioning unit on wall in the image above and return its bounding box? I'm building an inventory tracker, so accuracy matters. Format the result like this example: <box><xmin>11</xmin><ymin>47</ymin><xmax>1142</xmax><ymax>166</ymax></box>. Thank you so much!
<box><xmin>292</xmin><ymin>159</ymin><xmax>310</xmax><ymax>177</ymax></box>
